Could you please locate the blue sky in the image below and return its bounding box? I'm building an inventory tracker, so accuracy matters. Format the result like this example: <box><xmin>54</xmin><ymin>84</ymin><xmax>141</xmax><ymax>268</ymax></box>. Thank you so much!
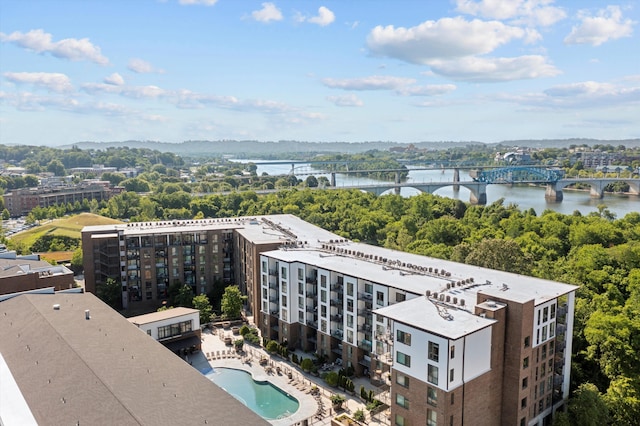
<box><xmin>1</xmin><ymin>0</ymin><xmax>639</xmax><ymax>146</ymax></box>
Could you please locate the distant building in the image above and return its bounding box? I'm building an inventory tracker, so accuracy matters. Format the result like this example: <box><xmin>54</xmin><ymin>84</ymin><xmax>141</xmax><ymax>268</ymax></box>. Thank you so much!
<box><xmin>69</xmin><ymin>164</ymin><xmax>118</xmax><ymax>176</ymax></box>
<box><xmin>128</xmin><ymin>307</ymin><xmax>202</xmax><ymax>355</ymax></box>
<box><xmin>3</xmin><ymin>180</ymin><xmax>117</xmax><ymax>216</ymax></box>
<box><xmin>0</xmin><ymin>292</ymin><xmax>267</xmax><ymax>425</ymax></box>
<box><xmin>0</xmin><ymin>254</ymin><xmax>74</xmax><ymax>296</ymax></box>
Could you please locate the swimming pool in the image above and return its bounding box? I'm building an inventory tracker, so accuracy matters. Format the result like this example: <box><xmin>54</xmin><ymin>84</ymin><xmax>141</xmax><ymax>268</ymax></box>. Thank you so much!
<box><xmin>206</xmin><ymin>368</ymin><xmax>299</xmax><ymax>420</ymax></box>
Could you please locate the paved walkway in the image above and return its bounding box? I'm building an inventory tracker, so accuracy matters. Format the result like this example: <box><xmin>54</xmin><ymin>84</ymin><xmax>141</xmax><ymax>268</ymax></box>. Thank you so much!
<box><xmin>190</xmin><ymin>327</ymin><xmax>391</xmax><ymax>426</ymax></box>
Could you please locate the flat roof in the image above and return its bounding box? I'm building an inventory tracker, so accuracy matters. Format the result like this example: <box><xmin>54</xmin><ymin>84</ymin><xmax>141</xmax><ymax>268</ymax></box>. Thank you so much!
<box><xmin>0</xmin><ymin>293</ymin><xmax>267</xmax><ymax>426</ymax></box>
<box><xmin>128</xmin><ymin>307</ymin><xmax>200</xmax><ymax>326</ymax></box>
<box><xmin>263</xmin><ymin>240</ymin><xmax>578</xmax><ymax>307</ymax></box>
<box><xmin>374</xmin><ymin>296</ymin><xmax>496</xmax><ymax>339</ymax></box>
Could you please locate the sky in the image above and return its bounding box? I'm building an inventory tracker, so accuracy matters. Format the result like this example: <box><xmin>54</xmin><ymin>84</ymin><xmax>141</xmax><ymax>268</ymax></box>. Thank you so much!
<box><xmin>0</xmin><ymin>0</ymin><xmax>639</xmax><ymax>146</ymax></box>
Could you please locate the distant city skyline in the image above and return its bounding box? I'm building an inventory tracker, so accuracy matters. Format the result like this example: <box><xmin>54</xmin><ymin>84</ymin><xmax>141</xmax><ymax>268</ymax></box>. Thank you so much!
<box><xmin>1</xmin><ymin>0</ymin><xmax>638</xmax><ymax>146</ymax></box>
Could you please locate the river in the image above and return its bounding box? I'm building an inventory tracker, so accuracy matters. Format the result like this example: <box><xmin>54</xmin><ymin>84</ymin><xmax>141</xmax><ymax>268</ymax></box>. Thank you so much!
<box><xmin>233</xmin><ymin>160</ymin><xmax>639</xmax><ymax>219</ymax></box>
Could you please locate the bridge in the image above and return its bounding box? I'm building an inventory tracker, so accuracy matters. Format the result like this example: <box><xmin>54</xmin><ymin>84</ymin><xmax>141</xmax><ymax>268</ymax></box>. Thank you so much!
<box><xmin>326</xmin><ymin>166</ymin><xmax>640</xmax><ymax>204</ymax></box>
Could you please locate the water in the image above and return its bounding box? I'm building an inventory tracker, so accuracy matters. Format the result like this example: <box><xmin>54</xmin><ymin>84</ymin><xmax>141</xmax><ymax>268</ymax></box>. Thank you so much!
<box><xmin>234</xmin><ymin>160</ymin><xmax>639</xmax><ymax>218</ymax></box>
<box><xmin>206</xmin><ymin>367</ymin><xmax>299</xmax><ymax>420</ymax></box>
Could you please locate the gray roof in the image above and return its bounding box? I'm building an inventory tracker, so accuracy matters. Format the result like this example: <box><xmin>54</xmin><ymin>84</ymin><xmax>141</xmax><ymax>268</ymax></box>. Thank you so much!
<box><xmin>0</xmin><ymin>293</ymin><xmax>267</xmax><ymax>426</ymax></box>
<box><xmin>128</xmin><ymin>307</ymin><xmax>200</xmax><ymax>326</ymax></box>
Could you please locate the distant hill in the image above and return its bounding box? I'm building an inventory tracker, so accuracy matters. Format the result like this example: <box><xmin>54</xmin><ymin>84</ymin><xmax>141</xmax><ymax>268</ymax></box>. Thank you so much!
<box><xmin>61</xmin><ymin>138</ymin><xmax>640</xmax><ymax>156</ymax></box>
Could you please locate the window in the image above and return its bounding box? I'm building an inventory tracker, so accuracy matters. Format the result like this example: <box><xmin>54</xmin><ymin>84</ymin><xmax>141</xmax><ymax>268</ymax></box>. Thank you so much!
<box><xmin>298</xmin><ymin>311</ymin><xmax>304</xmax><ymax>323</ymax></box>
<box><xmin>365</xmin><ymin>283</ymin><xmax>373</xmax><ymax>294</ymax></box>
<box><xmin>395</xmin><ymin>393</ymin><xmax>409</xmax><ymax>409</ymax></box>
<box><xmin>520</xmin><ymin>418</ymin><xmax>526</xmax><ymax>426</ymax></box>
<box><xmin>427</xmin><ymin>387</ymin><xmax>437</xmax><ymax>406</ymax></box>
<box><xmin>281</xmin><ymin>267</ymin><xmax>287</xmax><ymax>279</ymax></box>
<box><xmin>523</xmin><ymin>357</ymin><xmax>529</xmax><ymax>369</ymax></box>
<box><xmin>428</xmin><ymin>341</ymin><xmax>439</xmax><ymax>362</ymax></box>
<box><xmin>427</xmin><ymin>409</ymin><xmax>437</xmax><ymax>426</ymax></box>
<box><xmin>321</xmin><ymin>275</ymin><xmax>327</xmax><ymax>287</ymax></box>
<box><xmin>347</xmin><ymin>330</ymin><xmax>353</xmax><ymax>344</ymax></box>
<box><xmin>321</xmin><ymin>305</ymin><xmax>326</xmax><ymax>317</ymax></box>
<box><xmin>428</xmin><ymin>365</ymin><xmax>438</xmax><ymax>385</ymax></box>
<box><xmin>522</xmin><ymin>377</ymin><xmax>528</xmax><ymax>389</ymax></box>
<box><xmin>539</xmin><ymin>381</ymin><xmax>545</xmax><ymax>395</ymax></box>
<box><xmin>521</xmin><ymin>397</ymin><xmax>527</xmax><ymax>409</ymax></box>
<box><xmin>376</xmin><ymin>291</ymin><xmax>384</xmax><ymax>305</ymax></box>
<box><xmin>450</xmin><ymin>346</ymin><xmax>455</xmax><ymax>359</ymax></box>
<box><xmin>395</xmin><ymin>414</ymin><xmax>405</xmax><ymax>426</ymax></box>
<box><xmin>321</xmin><ymin>290</ymin><xmax>327</xmax><ymax>303</ymax></box>
<box><xmin>538</xmin><ymin>400</ymin><xmax>543</xmax><ymax>412</ymax></box>
<box><xmin>282</xmin><ymin>295</ymin><xmax>287</xmax><ymax>308</ymax></box>
<box><xmin>449</xmin><ymin>369</ymin><xmax>455</xmax><ymax>382</ymax></box>
<box><xmin>146</xmin><ymin>329</ymin><xmax>151</xmax><ymax>336</ymax></box>
<box><xmin>551</xmin><ymin>303</ymin><xmax>556</xmax><ymax>319</ymax></box>
<box><xmin>451</xmin><ymin>393</ymin><xmax>455</xmax><ymax>405</ymax></box>
<box><xmin>298</xmin><ymin>296</ymin><xmax>304</xmax><ymax>309</ymax></box>
<box><xmin>550</xmin><ymin>322</ymin><xmax>555</xmax><ymax>338</ymax></box>
<box><xmin>542</xmin><ymin>326</ymin><xmax>547</xmax><ymax>341</ymax></box>
<box><xmin>298</xmin><ymin>268</ymin><xmax>304</xmax><ymax>280</ymax></box>
<box><xmin>298</xmin><ymin>282</ymin><xmax>304</xmax><ymax>295</ymax></box>
<box><xmin>321</xmin><ymin>320</ymin><xmax>326</xmax><ymax>333</ymax></box>
<box><xmin>542</xmin><ymin>344</ymin><xmax>547</xmax><ymax>359</ymax></box>
<box><xmin>347</xmin><ymin>282</ymin><xmax>354</xmax><ymax>296</ymax></box>
<box><xmin>543</xmin><ymin>306</ymin><xmax>548</xmax><ymax>322</ymax></box>
<box><xmin>524</xmin><ymin>336</ymin><xmax>530</xmax><ymax>347</ymax></box>
<box><xmin>396</xmin><ymin>330</ymin><xmax>411</xmax><ymax>345</ymax></box>
<box><xmin>541</xmin><ymin>363</ymin><xmax>546</xmax><ymax>377</ymax></box>
<box><xmin>397</xmin><ymin>352</ymin><xmax>411</xmax><ymax>367</ymax></box>
<box><xmin>347</xmin><ymin>299</ymin><xmax>354</xmax><ymax>313</ymax></box>
<box><xmin>396</xmin><ymin>374</ymin><xmax>410</xmax><ymax>388</ymax></box>
<box><xmin>347</xmin><ymin>314</ymin><xmax>353</xmax><ymax>328</ymax></box>
<box><xmin>396</xmin><ymin>292</ymin><xmax>406</xmax><ymax>302</ymax></box>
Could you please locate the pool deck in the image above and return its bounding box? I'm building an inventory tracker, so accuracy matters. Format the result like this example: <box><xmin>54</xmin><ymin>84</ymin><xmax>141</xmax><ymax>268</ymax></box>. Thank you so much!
<box><xmin>190</xmin><ymin>327</ymin><xmax>391</xmax><ymax>426</ymax></box>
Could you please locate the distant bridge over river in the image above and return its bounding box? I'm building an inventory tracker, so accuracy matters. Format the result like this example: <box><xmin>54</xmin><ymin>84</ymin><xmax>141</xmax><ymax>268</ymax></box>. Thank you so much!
<box><xmin>327</xmin><ymin>166</ymin><xmax>640</xmax><ymax>204</ymax></box>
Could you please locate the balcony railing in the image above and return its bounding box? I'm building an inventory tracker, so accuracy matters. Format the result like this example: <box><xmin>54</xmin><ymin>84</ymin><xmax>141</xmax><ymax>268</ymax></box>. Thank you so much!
<box><xmin>330</xmin><ymin>314</ymin><xmax>343</xmax><ymax>322</ymax></box>
<box><xmin>358</xmin><ymin>323</ymin><xmax>372</xmax><ymax>333</ymax></box>
<box><xmin>358</xmin><ymin>340</ymin><xmax>372</xmax><ymax>352</ymax></box>
<box><xmin>358</xmin><ymin>292</ymin><xmax>373</xmax><ymax>301</ymax></box>
<box><xmin>331</xmin><ymin>330</ymin><xmax>344</xmax><ymax>340</ymax></box>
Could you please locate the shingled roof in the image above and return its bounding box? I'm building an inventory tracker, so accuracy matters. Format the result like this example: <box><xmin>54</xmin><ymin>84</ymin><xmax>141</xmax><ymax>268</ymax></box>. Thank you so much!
<box><xmin>0</xmin><ymin>293</ymin><xmax>267</xmax><ymax>426</ymax></box>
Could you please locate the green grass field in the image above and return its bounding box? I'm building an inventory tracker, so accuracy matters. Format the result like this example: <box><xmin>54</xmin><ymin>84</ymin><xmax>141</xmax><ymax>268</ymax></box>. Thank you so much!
<box><xmin>10</xmin><ymin>213</ymin><xmax>122</xmax><ymax>248</ymax></box>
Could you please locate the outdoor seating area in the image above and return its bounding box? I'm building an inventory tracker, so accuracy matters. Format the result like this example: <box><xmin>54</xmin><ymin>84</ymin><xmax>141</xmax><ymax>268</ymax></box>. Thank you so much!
<box><xmin>205</xmin><ymin>349</ymin><xmax>241</xmax><ymax>361</ymax></box>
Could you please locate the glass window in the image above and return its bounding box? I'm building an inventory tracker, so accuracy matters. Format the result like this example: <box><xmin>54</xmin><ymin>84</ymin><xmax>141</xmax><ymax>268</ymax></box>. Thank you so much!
<box><xmin>395</xmin><ymin>414</ymin><xmax>405</xmax><ymax>426</ymax></box>
<box><xmin>347</xmin><ymin>315</ymin><xmax>353</xmax><ymax>328</ymax></box>
<box><xmin>522</xmin><ymin>377</ymin><xmax>528</xmax><ymax>389</ymax></box>
<box><xmin>523</xmin><ymin>357</ymin><xmax>529</xmax><ymax>369</ymax></box>
<box><xmin>347</xmin><ymin>330</ymin><xmax>353</xmax><ymax>344</ymax></box>
<box><xmin>542</xmin><ymin>326</ymin><xmax>547</xmax><ymax>341</ymax></box>
<box><xmin>321</xmin><ymin>275</ymin><xmax>327</xmax><ymax>287</ymax></box>
<box><xmin>521</xmin><ymin>397</ymin><xmax>527</xmax><ymax>409</ymax></box>
<box><xmin>347</xmin><ymin>282</ymin><xmax>354</xmax><ymax>296</ymax></box>
<box><xmin>449</xmin><ymin>369</ymin><xmax>455</xmax><ymax>382</ymax></box>
<box><xmin>427</xmin><ymin>410</ymin><xmax>437</xmax><ymax>426</ymax></box>
<box><xmin>396</xmin><ymin>330</ymin><xmax>411</xmax><ymax>345</ymax></box>
<box><xmin>365</xmin><ymin>283</ymin><xmax>373</xmax><ymax>294</ymax></box>
<box><xmin>298</xmin><ymin>268</ymin><xmax>304</xmax><ymax>280</ymax></box>
<box><xmin>524</xmin><ymin>336</ymin><xmax>530</xmax><ymax>347</ymax></box>
<box><xmin>551</xmin><ymin>303</ymin><xmax>556</xmax><ymax>319</ymax></box>
<box><xmin>427</xmin><ymin>387</ymin><xmax>437</xmax><ymax>406</ymax></box>
<box><xmin>550</xmin><ymin>322</ymin><xmax>555</xmax><ymax>338</ymax></box>
<box><xmin>321</xmin><ymin>290</ymin><xmax>327</xmax><ymax>303</ymax></box>
<box><xmin>396</xmin><ymin>374</ymin><xmax>410</xmax><ymax>388</ymax></box>
<box><xmin>397</xmin><ymin>352</ymin><xmax>411</xmax><ymax>367</ymax></box>
<box><xmin>298</xmin><ymin>282</ymin><xmax>304</xmax><ymax>294</ymax></box>
<box><xmin>428</xmin><ymin>365</ymin><xmax>438</xmax><ymax>385</ymax></box>
<box><xmin>395</xmin><ymin>393</ymin><xmax>409</xmax><ymax>409</ymax></box>
<box><xmin>395</xmin><ymin>292</ymin><xmax>406</xmax><ymax>302</ymax></box>
<box><xmin>376</xmin><ymin>291</ymin><xmax>384</xmax><ymax>305</ymax></box>
<box><xmin>543</xmin><ymin>306</ymin><xmax>548</xmax><ymax>322</ymax></box>
<box><xmin>282</xmin><ymin>295</ymin><xmax>287</xmax><ymax>308</ymax></box>
<box><xmin>347</xmin><ymin>299</ymin><xmax>353</xmax><ymax>312</ymax></box>
<box><xmin>281</xmin><ymin>267</ymin><xmax>287</xmax><ymax>279</ymax></box>
<box><xmin>450</xmin><ymin>346</ymin><xmax>455</xmax><ymax>359</ymax></box>
<box><xmin>428</xmin><ymin>341</ymin><xmax>439</xmax><ymax>362</ymax></box>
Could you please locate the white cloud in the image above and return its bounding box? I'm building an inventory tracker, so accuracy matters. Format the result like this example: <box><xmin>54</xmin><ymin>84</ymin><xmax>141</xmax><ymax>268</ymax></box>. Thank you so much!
<box><xmin>428</xmin><ymin>55</ymin><xmax>560</xmax><ymax>82</ymax></box>
<box><xmin>82</xmin><ymin>82</ymin><xmax>166</xmax><ymax>99</ymax></box>
<box><xmin>455</xmin><ymin>0</ymin><xmax>566</xmax><ymax>27</ymax></box>
<box><xmin>305</xmin><ymin>6</ymin><xmax>336</xmax><ymax>27</ymax></box>
<box><xmin>127</xmin><ymin>58</ymin><xmax>163</xmax><ymax>74</ymax></box>
<box><xmin>322</xmin><ymin>75</ymin><xmax>416</xmax><ymax>90</ymax></box>
<box><xmin>3</xmin><ymin>71</ymin><xmax>73</xmax><ymax>93</ymax></box>
<box><xmin>396</xmin><ymin>84</ymin><xmax>457</xmax><ymax>96</ymax></box>
<box><xmin>0</xmin><ymin>29</ymin><xmax>109</xmax><ymax>65</ymax></box>
<box><xmin>367</xmin><ymin>17</ymin><xmax>535</xmax><ymax>64</ymax></box>
<box><xmin>326</xmin><ymin>94</ymin><xmax>364</xmax><ymax>107</ymax></box>
<box><xmin>104</xmin><ymin>73</ymin><xmax>125</xmax><ymax>86</ymax></box>
<box><xmin>497</xmin><ymin>80</ymin><xmax>640</xmax><ymax>109</ymax></box>
<box><xmin>178</xmin><ymin>0</ymin><xmax>218</xmax><ymax>5</ymax></box>
<box><xmin>564</xmin><ymin>6</ymin><xmax>635</xmax><ymax>46</ymax></box>
<box><xmin>251</xmin><ymin>3</ymin><xmax>283</xmax><ymax>23</ymax></box>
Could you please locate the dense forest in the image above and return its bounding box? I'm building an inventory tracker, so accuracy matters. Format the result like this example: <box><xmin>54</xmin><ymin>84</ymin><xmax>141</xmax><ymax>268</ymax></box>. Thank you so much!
<box><xmin>2</xmin><ymin>144</ymin><xmax>639</xmax><ymax>424</ymax></box>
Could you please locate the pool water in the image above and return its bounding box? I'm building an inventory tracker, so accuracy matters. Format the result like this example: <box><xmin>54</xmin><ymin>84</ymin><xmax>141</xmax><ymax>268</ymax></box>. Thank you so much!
<box><xmin>206</xmin><ymin>368</ymin><xmax>299</xmax><ymax>420</ymax></box>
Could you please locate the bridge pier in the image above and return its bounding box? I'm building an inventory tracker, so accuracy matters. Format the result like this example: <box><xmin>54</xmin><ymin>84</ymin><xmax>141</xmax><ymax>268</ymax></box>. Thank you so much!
<box><xmin>468</xmin><ymin>183</ymin><xmax>487</xmax><ymax>205</ymax></box>
<box><xmin>545</xmin><ymin>184</ymin><xmax>563</xmax><ymax>201</ymax></box>
<box><xmin>589</xmin><ymin>182</ymin><xmax>605</xmax><ymax>199</ymax></box>
<box><xmin>453</xmin><ymin>168</ymin><xmax>460</xmax><ymax>191</ymax></box>
<box><xmin>330</xmin><ymin>172</ymin><xmax>336</xmax><ymax>187</ymax></box>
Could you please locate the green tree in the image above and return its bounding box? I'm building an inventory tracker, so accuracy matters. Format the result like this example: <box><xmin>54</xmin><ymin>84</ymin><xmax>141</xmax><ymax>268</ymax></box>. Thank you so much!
<box><xmin>567</xmin><ymin>383</ymin><xmax>609</xmax><ymax>426</ymax></box>
<box><xmin>175</xmin><ymin>285</ymin><xmax>194</xmax><ymax>308</ymax></box>
<box><xmin>221</xmin><ymin>285</ymin><xmax>246</xmax><ymax>319</ymax></box>
<box><xmin>46</xmin><ymin>159</ymin><xmax>66</xmax><ymax>176</ymax></box>
<box><xmin>1</xmin><ymin>209</ymin><xmax>9</xmax><ymax>220</ymax></box>
<box><xmin>192</xmin><ymin>294</ymin><xmax>213</xmax><ymax>324</ymax></box>
<box><xmin>70</xmin><ymin>247</ymin><xmax>83</xmax><ymax>274</ymax></box>
<box><xmin>97</xmin><ymin>278</ymin><xmax>121</xmax><ymax>310</ymax></box>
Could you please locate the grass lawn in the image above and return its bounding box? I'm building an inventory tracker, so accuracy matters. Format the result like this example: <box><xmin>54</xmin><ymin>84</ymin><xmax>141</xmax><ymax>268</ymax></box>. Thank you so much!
<box><xmin>10</xmin><ymin>213</ymin><xmax>122</xmax><ymax>249</ymax></box>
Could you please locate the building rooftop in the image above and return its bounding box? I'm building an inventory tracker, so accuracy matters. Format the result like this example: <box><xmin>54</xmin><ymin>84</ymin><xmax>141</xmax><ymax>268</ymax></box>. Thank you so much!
<box><xmin>0</xmin><ymin>293</ymin><xmax>267</xmax><ymax>426</ymax></box>
<box><xmin>128</xmin><ymin>307</ymin><xmax>200</xmax><ymax>326</ymax></box>
<box><xmin>263</xmin><ymin>237</ymin><xmax>578</xmax><ymax>310</ymax></box>
<box><xmin>374</xmin><ymin>295</ymin><xmax>496</xmax><ymax>339</ymax></box>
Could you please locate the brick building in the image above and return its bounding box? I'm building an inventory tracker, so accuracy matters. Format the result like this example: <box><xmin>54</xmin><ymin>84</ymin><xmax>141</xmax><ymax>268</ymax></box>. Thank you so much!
<box><xmin>82</xmin><ymin>215</ymin><xmax>577</xmax><ymax>426</ymax></box>
<box><xmin>0</xmin><ymin>255</ymin><xmax>74</xmax><ymax>296</ymax></box>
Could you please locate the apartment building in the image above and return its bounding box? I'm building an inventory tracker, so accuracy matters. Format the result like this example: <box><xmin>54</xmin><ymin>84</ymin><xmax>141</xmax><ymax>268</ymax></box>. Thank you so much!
<box><xmin>82</xmin><ymin>215</ymin><xmax>576</xmax><ymax>425</ymax></box>
<box><xmin>257</xmin><ymin>239</ymin><xmax>576</xmax><ymax>426</ymax></box>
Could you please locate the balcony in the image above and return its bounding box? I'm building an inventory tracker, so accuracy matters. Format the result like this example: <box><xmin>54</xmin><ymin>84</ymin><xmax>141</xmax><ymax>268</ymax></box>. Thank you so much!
<box><xmin>358</xmin><ymin>292</ymin><xmax>373</xmax><ymax>301</ymax></box>
<box><xmin>358</xmin><ymin>340</ymin><xmax>372</xmax><ymax>352</ymax></box>
<box><xmin>306</xmin><ymin>305</ymin><xmax>316</xmax><ymax>313</ymax></box>
<box><xmin>306</xmin><ymin>277</ymin><xmax>317</xmax><ymax>284</ymax></box>
<box><xmin>330</xmin><ymin>314</ymin><xmax>343</xmax><ymax>322</ymax></box>
<box><xmin>330</xmin><ymin>299</ymin><xmax>343</xmax><ymax>307</ymax></box>
<box><xmin>358</xmin><ymin>323</ymin><xmax>372</xmax><ymax>333</ymax></box>
<box><xmin>330</xmin><ymin>283</ymin><xmax>343</xmax><ymax>291</ymax></box>
<box><xmin>332</xmin><ymin>345</ymin><xmax>343</xmax><ymax>356</ymax></box>
<box><xmin>307</xmin><ymin>320</ymin><xmax>318</xmax><ymax>329</ymax></box>
<box><xmin>269</xmin><ymin>295</ymin><xmax>279</xmax><ymax>303</ymax></box>
<box><xmin>331</xmin><ymin>330</ymin><xmax>344</xmax><ymax>340</ymax></box>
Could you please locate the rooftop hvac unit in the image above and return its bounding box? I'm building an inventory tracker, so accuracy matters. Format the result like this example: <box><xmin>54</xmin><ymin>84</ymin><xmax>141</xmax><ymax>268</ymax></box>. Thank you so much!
<box><xmin>426</xmin><ymin>290</ymin><xmax>431</xmax><ymax>297</ymax></box>
<box><xmin>446</xmin><ymin>295</ymin><xmax>451</xmax><ymax>303</ymax></box>
<box><xmin>460</xmin><ymin>299</ymin><xmax>466</xmax><ymax>306</ymax></box>
<box><xmin>439</xmin><ymin>294</ymin><xmax>445</xmax><ymax>301</ymax></box>
<box><xmin>453</xmin><ymin>297</ymin><xmax>458</xmax><ymax>304</ymax></box>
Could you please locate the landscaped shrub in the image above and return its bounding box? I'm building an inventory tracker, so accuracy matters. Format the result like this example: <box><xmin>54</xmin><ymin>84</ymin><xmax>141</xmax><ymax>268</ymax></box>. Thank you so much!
<box><xmin>353</xmin><ymin>409</ymin><xmax>365</xmax><ymax>422</ymax></box>
<box><xmin>292</xmin><ymin>353</ymin><xmax>299</xmax><ymax>364</ymax></box>
<box><xmin>239</xmin><ymin>324</ymin><xmax>250</xmax><ymax>336</ymax></box>
<box><xmin>324</xmin><ymin>371</ymin><xmax>339</xmax><ymax>387</ymax></box>
<box><xmin>266</xmin><ymin>340</ymin><xmax>279</xmax><ymax>353</ymax></box>
<box><xmin>300</xmin><ymin>358</ymin><xmax>314</xmax><ymax>372</ymax></box>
